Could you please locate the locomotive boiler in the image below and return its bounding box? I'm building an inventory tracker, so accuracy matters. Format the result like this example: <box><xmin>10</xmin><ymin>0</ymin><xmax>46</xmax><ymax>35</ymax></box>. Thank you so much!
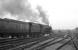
<box><xmin>0</xmin><ymin>18</ymin><xmax>52</xmax><ymax>38</ymax></box>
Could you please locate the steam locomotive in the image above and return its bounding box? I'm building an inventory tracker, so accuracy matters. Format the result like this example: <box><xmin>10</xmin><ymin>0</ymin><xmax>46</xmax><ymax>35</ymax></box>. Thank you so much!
<box><xmin>0</xmin><ymin>18</ymin><xmax>52</xmax><ymax>38</ymax></box>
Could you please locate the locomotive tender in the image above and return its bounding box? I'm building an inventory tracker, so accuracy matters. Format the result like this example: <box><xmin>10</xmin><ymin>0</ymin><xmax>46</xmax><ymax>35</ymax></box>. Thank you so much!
<box><xmin>0</xmin><ymin>18</ymin><xmax>52</xmax><ymax>38</ymax></box>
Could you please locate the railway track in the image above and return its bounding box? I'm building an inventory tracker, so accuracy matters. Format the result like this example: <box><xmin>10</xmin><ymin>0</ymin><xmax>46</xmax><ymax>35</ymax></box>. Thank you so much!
<box><xmin>0</xmin><ymin>35</ymin><xmax>54</xmax><ymax>50</ymax></box>
<box><xmin>8</xmin><ymin>35</ymin><xmax>56</xmax><ymax>50</ymax></box>
<box><xmin>32</xmin><ymin>36</ymin><xmax>76</xmax><ymax>50</ymax></box>
<box><xmin>24</xmin><ymin>32</ymin><xmax>78</xmax><ymax>50</ymax></box>
<box><xmin>0</xmin><ymin>33</ymin><xmax>77</xmax><ymax>50</ymax></box>
<box><xmin>0</xmin><ymin>38</ymin><xmax>24</xmax><ymax>44</ymax></box>
<box><xmin>0</xmin><ymin>37</ymin><xmax>39</xmax><ymax>50</ymax></box>
<box><xmin>10</xmin><ymin>37</ymin><xmax>58</xmax><ymax>50</ymax></box>
<box><xmin>25</xmin><ymin>37</ymin><xmax>59</xmax><ymax>50</ymax></box>
<box><xmin>30</xmin><ymin>37</ymin><xmax>70</xmax><ymax>50</ymax></box>
<box><xmin>5</xmin><ymin>36</ymin><xmax>69</xmax><ymax>50</ymax></box>
<box><xmin>0</xmin><ymin>38</ymin><xmax>31</xmax><ymax>46</ymax></box>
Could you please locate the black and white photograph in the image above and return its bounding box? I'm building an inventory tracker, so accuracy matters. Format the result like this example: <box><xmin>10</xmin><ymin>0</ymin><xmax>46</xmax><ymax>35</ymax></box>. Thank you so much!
<box><xmin>0</xmin><ymin>0</ymin><xmax>78</xmax><ymax>50</ymax></box>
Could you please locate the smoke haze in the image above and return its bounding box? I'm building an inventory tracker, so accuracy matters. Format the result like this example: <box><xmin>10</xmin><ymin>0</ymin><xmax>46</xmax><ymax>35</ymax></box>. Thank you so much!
<box><xmin>37</xmin><ymin>6</ymin><xmax>49</xmax><ymax>24</ymax></box>
<box><xmin>0</xmin><ymin>0</ymin><xmax>49</xmax><ymax>24</ymax></box>
<box><xmin>0</xmin><ymin>0</ymin><xmax>34</xmax><ymax>20</ymax></box>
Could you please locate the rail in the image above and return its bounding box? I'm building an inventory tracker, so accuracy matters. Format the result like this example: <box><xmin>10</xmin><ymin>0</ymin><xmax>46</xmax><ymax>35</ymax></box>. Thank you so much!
<box><xmin>0</xmin><ymin>33</ymin><xmax>77</xmax><ymax>50</ymax></box>
<box><xmin>32</xmin><ymin>34</ymin><xmax>77</xmax><ymax>50</ymax></box>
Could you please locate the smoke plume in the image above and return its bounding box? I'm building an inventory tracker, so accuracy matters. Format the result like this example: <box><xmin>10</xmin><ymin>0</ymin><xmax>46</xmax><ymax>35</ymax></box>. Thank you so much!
<box><xmin>0</xmin><ymin>0</ymin><xmax>36</xmax><ymax>20</ymax></box>
<box><xmin>37</xmin><ymin>6</ymin><xmax>49</xmax><ymax>24</ymax></box>
<box><xmin>0</xmin><ymin>0</ymin><xmax>49</xmax><ymax>25</ymax></box>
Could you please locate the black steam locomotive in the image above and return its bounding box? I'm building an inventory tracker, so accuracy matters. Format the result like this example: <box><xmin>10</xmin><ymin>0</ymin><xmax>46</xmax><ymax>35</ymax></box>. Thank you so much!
<box><xmin>0</xmin><ymin>18</ymin><xmax>52</xmax><ymax>38</ymax></box>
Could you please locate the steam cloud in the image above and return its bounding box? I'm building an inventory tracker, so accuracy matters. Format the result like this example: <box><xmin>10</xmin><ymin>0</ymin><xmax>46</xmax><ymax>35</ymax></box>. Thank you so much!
<box><xmin>0</xmin><ymin>0</ymin><xmax>36</xmax><ymax>20</ymax></box>
<box><xmin>0</xmin><ymin>0</ymin><xmax>49</xmax><ymax>24</ymax></box>
<box><xmin>37</xmin><ymin>6</ymin><xmax>49</xmax><ymax>24</ymax></box>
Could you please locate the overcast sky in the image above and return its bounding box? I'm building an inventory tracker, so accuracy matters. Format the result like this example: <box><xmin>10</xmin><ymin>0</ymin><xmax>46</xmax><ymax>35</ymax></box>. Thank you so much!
<box><xmin>29</xmin><ymin>0</ymin><xmax>78</xmax><ymax>29</ymax></box>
